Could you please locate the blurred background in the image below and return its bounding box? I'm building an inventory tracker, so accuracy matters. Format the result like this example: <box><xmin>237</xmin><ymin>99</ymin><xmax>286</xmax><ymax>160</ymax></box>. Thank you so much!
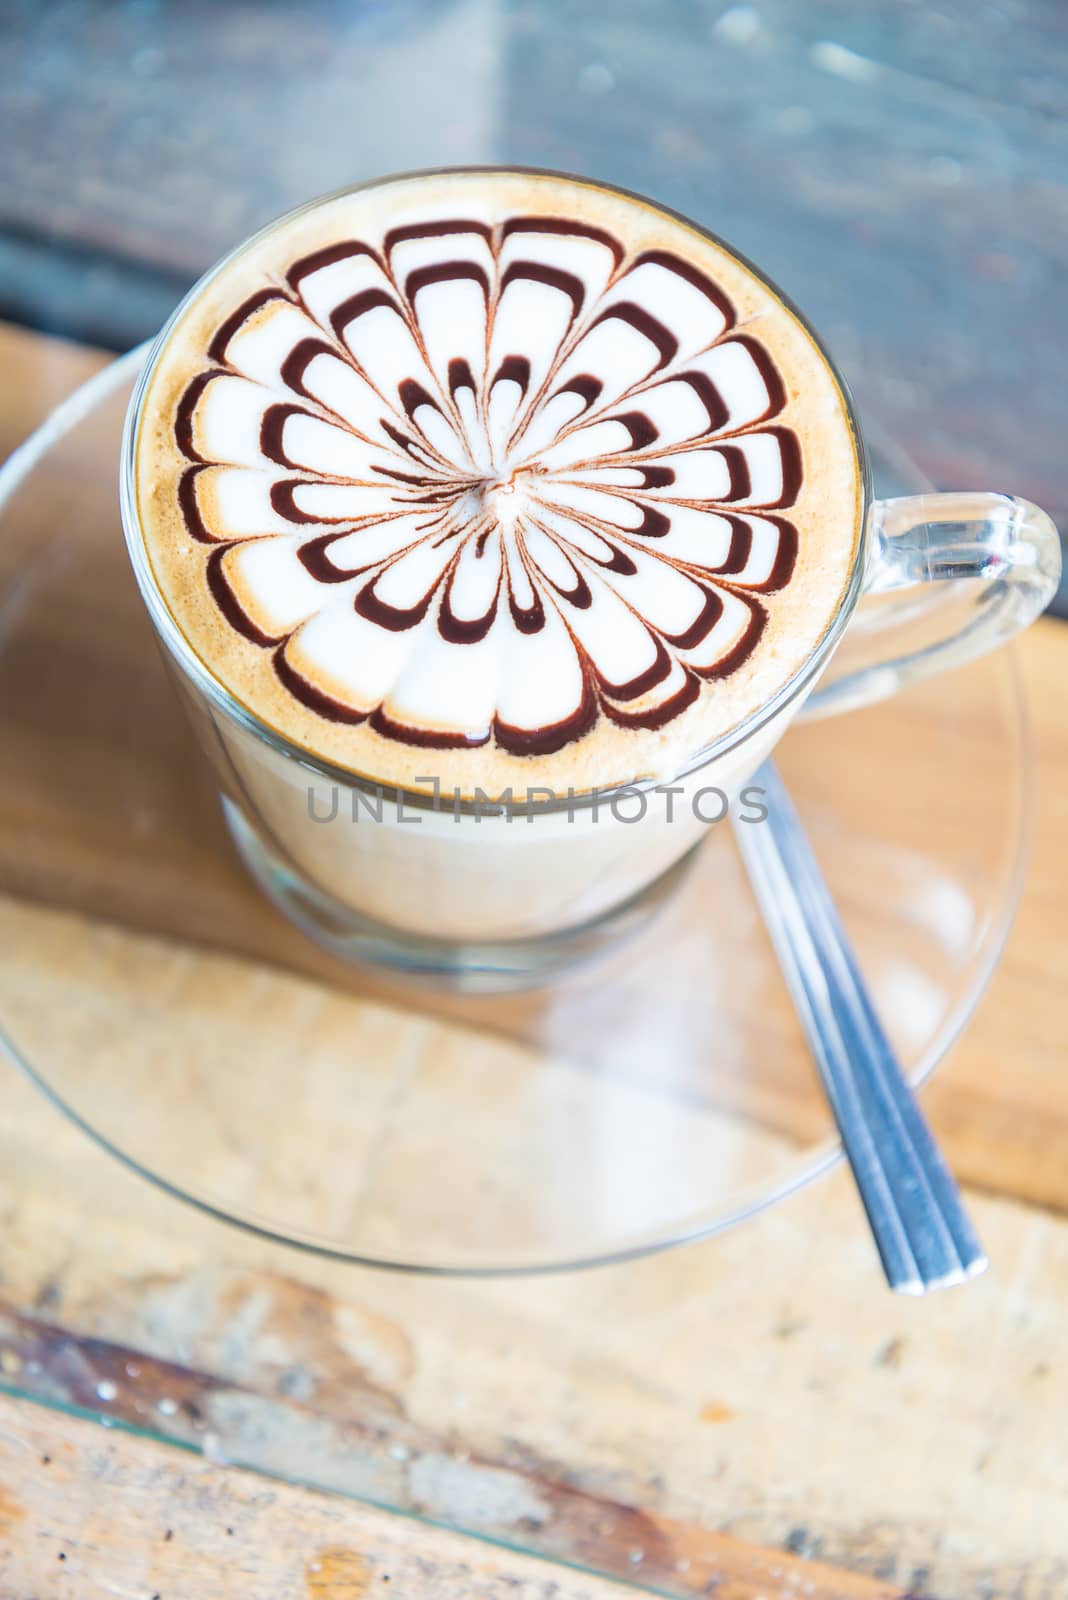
<box><xmin>2</xmin><ymin>0</ymin><xmax>1065</xmax><ymax>609</ymax></box>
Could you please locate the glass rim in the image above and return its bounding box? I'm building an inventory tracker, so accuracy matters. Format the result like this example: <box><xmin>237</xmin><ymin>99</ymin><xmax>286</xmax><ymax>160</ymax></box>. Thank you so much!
<box><xmin>120</xmin><ymin>162</ymin><xmax>873</xmax><ymax>817</ymax></box>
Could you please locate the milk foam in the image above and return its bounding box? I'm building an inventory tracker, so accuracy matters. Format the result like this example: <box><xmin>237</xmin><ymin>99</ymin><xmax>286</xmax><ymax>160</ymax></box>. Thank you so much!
<box><xmin>135</xmin><ymin>171</ymin><xmax>863</xmax><ymax>797</ymax></box>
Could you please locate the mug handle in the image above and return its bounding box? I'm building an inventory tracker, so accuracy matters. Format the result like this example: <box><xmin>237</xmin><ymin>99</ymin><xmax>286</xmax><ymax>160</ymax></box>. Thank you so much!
<box><xmin>803</xmin><ymin>492</ymin><xmax>1062</xmax><ymax>719</ymax></box>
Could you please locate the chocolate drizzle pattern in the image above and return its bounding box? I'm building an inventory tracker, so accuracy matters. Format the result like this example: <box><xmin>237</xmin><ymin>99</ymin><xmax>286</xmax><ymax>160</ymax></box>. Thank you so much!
<box><xmin>174</xmin><ymin>213</ymin><xmax>803</xmax><ymax>755</ymax></box>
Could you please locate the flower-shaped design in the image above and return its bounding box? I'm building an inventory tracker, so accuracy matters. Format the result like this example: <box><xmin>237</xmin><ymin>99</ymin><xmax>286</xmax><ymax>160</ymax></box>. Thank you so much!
<box><xmin>176</xmin><ymin>215</ymin><xmax>801</xmax><ymax>754</ymax></box>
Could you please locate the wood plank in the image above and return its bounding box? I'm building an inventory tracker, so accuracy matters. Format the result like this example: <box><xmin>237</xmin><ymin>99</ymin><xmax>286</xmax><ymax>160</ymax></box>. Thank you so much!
<box><xmin>3</xmin><ymin>0</ymin><xmax>1067</xmax><ymax>576</ymax></box>
<box><xmin>3</xmin><ymin>1052</ymin><xmax>1068</xmax><ymax>1598</ymax></box>
<box><xmin>2</xmin><ymin>321</ymin><xmax>1068</xmax><ymax>1598</ymax></box>
<box><xmin>0</xmin><ymin>1394</ymin><xmax>907</xmax><ymax>1600</ymax></box>
<box><xmin>0</xmin><ymin>321</ymin><xmax>110</xmax><ymax>457</ymax></box>
<box><xmin>0</xmin><ymin>321</ymin><xmax>1064</xmax><ymax>1213</ymax></box>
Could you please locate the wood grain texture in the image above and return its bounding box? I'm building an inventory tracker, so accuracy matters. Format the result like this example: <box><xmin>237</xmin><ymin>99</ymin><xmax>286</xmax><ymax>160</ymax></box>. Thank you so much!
<box><xmin>3</xmin><ymin>1068</ymin><xmax>1068</xmax><ymax>1599</ymax></box>
<box><xmin>0</xmin><ymin>325</ymin><xmax>1061</xmax><ymax>1219</ymax></box>
<box><xmin>0</xmin><ymin>1391</ymin><xmax>913</xmax><ymax>1600</ymax></box>
<box><xmin>2</xmin><ymin>0</ymin><xmax>1066</xmax><ymax>605</ymax></box>
<box><xmin>0</xmin><ymin>323</ymin><xmax>1067</xmax><ymax>1598</ymax></box>
<box><xmin>0</xmin><ymin>1393</ymin><xmax>665</xmax><ymax>1600</ymax></box>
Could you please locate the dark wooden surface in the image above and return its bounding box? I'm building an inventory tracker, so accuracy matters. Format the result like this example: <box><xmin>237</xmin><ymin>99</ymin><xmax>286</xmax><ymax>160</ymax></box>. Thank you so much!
<box><xmin>1</xmin><ymin>0</ymin><xmax>1066</xmax><ymax>608</ymax></box>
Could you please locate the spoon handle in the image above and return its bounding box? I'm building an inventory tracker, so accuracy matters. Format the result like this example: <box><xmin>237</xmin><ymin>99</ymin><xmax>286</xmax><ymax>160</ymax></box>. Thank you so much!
<box><xmin>734</xmin><ymin>760</ymin><xmax>988</xmax><ymax>1294</ymax></box>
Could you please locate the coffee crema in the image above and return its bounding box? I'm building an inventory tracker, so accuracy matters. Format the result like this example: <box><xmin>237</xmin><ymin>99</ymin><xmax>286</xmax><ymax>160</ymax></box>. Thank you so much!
<box><xmin>133</xmin><ymin>170</ymin><xmax>863</xmax><ymax>796</ymax></box>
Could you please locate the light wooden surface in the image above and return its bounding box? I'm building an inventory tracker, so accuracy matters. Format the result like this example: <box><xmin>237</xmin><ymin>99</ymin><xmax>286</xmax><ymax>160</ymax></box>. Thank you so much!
<box><xmin>1</xmin><ymin>323</ymin><xmax>1067</xmax><ymax>1598</ymax></box>
<box><xmin>0</xmin><ymin>1392</ymin><xmax>912</xmax><ymax>1600</ymax></box>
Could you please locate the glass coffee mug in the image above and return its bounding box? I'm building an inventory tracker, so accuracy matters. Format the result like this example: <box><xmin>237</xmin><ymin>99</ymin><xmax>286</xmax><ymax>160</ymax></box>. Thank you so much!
<box><xmin>121</xmin><ymin>178</ymin><xmax>1061</xmax><ymax>988</ymax></box>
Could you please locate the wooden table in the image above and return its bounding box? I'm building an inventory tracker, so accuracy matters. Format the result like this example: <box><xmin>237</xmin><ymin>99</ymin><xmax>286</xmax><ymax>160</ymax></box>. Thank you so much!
<box><xmin>1</xmin><ymin>1</ymin><xmax>1067</xmax><ymax>615</ymax></box>
<box><xmin>1</xmin><ymin>322</ymin><xmax>1066</xmax><ymax>1599</ymax></box>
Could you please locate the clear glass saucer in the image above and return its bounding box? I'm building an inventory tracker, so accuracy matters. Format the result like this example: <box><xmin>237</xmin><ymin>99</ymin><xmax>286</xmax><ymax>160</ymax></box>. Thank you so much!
<box><xmin>0</xmin><ymin>352</ymin><xmax>1030</xmax><ymax>1273</ymax></box>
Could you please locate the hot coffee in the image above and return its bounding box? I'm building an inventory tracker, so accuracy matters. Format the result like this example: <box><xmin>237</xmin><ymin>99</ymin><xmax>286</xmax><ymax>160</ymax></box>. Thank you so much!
<box><xmin>132</xmin><ymin>169</ymin><xmax>862</xmax><ymax>802</ymax></box>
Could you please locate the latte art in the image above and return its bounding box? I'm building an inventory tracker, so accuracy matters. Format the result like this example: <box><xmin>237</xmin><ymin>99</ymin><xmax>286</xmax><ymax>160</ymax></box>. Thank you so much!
<box><xmin>135</xmin><ymin>171</ymin><xmax>861</xmax><ymax>793</ymax></box>
<box><xmin>177</xmin><ymin>218</ymin><xmax>801</xmax><ymax>755</ymax></box>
